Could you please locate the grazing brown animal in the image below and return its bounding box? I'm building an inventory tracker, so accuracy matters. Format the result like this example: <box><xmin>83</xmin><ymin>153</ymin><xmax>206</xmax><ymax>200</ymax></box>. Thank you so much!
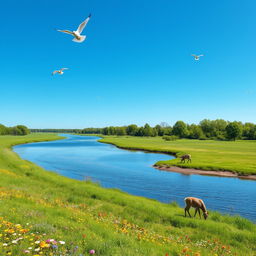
<box><xmin>180</xmin><ymin>154</ymin><xmax>191</xmax><ymax>163</ymax></box>
<box><xmin>184</xmin><ymin>197</ymin><xmax>208</xmax><ymax>220</ymax></box>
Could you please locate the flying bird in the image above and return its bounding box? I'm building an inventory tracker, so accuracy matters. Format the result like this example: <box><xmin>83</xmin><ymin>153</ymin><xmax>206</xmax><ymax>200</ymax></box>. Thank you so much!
<box><xmin>192</xmin><ymin>54</ymin><xmax>204</xmax><ymax>61</ymax></box>
<box><xmin>57</xmin><ymin>14</ymin><xmax>91</xmax><ymax>43</ymax></box>
<box><xmin>52</xmin><ymin>68</ymin><xmax>68</xmax><ymax>75</ymax></box>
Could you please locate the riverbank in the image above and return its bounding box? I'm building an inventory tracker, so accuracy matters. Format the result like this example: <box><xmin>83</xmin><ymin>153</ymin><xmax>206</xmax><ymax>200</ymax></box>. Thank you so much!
<box><xmin>98</xmin><ymin>136</ymin><xmax>256</xmax><ymax>177</ymax></box>
<box><xmin>155</xmin><ymin>165</ymin><xmax>256</xmax><ymax>180</ymax></box>
<box><xmin>0</xmin><ymin>134</ymin><xmax>256</xmax><ymax>255</ymax></box>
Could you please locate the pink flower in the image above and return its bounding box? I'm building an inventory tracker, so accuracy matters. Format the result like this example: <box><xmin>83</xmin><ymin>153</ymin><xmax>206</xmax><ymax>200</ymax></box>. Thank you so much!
<box><xmin>89</xmin><ymin>249</ymin><xmax>95</xmax><ymax>254</ymax></box>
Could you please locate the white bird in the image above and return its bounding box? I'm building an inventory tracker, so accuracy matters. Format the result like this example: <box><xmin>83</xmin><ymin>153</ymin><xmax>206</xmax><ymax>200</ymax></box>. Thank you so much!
<box><xmin>192</xmin><ymin>54</ymin><xmax>204</xmax><ymax>61</ymax></box>
<box><xmin>52</xmin><ymin>68</ymin><xmax>68</xmax><ymax>75</ymax></box>
<box><xmin>57</xmin><ymin>14</ymin><xmax>91</xmax><ymax>43</ymax></box>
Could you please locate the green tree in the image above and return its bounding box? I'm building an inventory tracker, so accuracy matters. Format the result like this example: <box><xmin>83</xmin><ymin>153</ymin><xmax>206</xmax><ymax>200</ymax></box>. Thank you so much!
<box><xmin>126</xmin><ymin>124</ymin><xmax>138</xmax><ymax>136</ymax></box>
<box><xmin>16</xmin><ymin>125</ymin><xmax>30</xmax><ymax>135</ymax></box>
<box><xmin>225</xmin><ymin>122</ymin><xmax>242</xmax><ymax>140</ymax></box>
<box><xmin>143</xmin><ymin>123</ymin><xmax>154</xmax><ymax>136</ymax></box>
<box><xmin>116</xmin><ymin>127</ymin><xmax>127</xmax><ymax>136</ymax></box>
<box><xmin>0</xmin><ymin>124</ymin><xmax>8</xmax><ymax>135</ymax></box>
<box><xmin>172</xmin><ymin>121</ymin><xmax>188</xmax><ymax>138</ymax></box>
<box><xmin>188</xmin><ymin>124</ymin><xmax>204</xmax><ymax>139</ymax></box>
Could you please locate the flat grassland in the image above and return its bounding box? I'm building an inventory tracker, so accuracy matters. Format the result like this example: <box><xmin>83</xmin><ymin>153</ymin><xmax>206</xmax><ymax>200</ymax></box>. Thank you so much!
<box><xmin>0</xmin><ymin>134</ymin><xmax>255</xmax><ymax>255</ymax></box>
<box><xmin>99</xmin><ymin>136</ymin><xmax>256</xmax><ymax>176</ymax></box>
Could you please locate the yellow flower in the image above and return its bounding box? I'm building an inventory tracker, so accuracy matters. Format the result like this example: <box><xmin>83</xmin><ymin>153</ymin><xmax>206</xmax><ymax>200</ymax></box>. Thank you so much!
<box><xmin>39</xmin><ymin>241</ymin><xmax>50</xmax><ymax>248</ymax></box>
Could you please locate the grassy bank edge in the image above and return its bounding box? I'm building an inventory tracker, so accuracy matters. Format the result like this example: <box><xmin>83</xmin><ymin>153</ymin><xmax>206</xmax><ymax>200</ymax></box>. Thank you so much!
<box><xmin>94</xmin><ymin>135</ymin><xmax>256</xmax><ymax>177</ymax></box>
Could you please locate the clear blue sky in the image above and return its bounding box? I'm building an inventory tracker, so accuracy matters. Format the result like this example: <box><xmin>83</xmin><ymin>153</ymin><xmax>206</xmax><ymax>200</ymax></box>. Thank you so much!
<box><xmin>1</xmin><ymin>0</ymin><xmax>255</xmax><ymax>128</ymax></box>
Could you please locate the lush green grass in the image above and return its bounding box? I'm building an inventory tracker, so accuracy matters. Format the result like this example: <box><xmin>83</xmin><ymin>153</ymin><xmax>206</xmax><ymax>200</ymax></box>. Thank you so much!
<box><xmin>99</xmin><ymin>136</ymin><xmax>256</xmax><ymax>175</ymax></box>
<box><xmin>0</xmin><ymin>134</ymin><xmax>256</xmax><ymax>255</ymax></box>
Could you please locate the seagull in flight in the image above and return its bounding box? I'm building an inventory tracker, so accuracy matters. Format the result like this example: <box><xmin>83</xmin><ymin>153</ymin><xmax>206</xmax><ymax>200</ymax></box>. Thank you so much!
<box><xmin>52</xmin><ymin>68</ymin><xmax>68</xmax><ymax>75</ymax></box>
<box><xmin>57</xmin><ymin>14</ymin><xmax>91</xmax><ymax>43</ymax></box>
<box><xmin>192</xmin><ymin>54</ymin><xmax>204</xmax><ymax>61</ymax></box>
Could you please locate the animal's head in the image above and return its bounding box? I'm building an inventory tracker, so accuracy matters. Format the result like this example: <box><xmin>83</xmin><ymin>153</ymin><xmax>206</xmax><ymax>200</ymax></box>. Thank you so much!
<box><xmin>203</xmin><ymin>211</ymin><xmax>209</xmax><ymax>220</ymax></box>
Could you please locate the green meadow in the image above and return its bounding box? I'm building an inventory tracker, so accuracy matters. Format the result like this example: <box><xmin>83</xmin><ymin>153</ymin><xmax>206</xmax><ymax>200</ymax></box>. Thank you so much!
<box><xmin>99</xmin><ymin>136</ymin><xmax>256</xmax><ymax>175</ymax></box>
<box><xmin>0</xmin><ymin>133</ymin><xmax>256</xmax><ymax>256</ymax></box>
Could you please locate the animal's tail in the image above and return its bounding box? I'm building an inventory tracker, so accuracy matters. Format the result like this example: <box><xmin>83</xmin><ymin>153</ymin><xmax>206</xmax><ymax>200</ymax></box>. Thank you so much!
<box><xmin>72</xmin><ymin>35</ymin><xmax>86</xmax><ymax>43</ymax></box>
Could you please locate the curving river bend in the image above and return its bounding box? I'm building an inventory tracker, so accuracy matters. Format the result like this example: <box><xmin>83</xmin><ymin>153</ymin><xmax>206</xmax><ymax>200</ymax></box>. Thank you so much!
<box><xmin>14</xmin><ymin>134</ymin><xmax>256</xmax><ymax>221</ymax></box>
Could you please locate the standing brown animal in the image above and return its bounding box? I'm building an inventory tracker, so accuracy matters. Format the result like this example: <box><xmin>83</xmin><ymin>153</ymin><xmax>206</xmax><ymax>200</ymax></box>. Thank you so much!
<box><xmin>180</xmin><ymin>154</ymin><xmax>191</xmax><ymax>163</ymax></box>
<box><xmin>184</xmin><ymin>197</ymin><xmax>208</xmax><ymax>220</ymax></box>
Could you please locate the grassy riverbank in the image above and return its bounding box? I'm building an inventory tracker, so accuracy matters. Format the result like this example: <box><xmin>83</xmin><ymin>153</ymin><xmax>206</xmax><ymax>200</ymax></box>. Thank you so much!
<box><xmin>0</xmin><ymin>134</ymin><xmax>255</xmax><ymax>255</ymax></box>
<box><xmin>99</xmin><ymin>136</ymin><xmax>256</xmax><ymax>176</ymax></box>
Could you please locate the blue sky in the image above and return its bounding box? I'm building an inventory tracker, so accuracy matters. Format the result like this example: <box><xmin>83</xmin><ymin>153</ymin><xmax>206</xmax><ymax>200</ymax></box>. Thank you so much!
<box><xmin>0</xmin><ymin>0</ymin><xmax>255</xmax><ymax>128</ymax></box>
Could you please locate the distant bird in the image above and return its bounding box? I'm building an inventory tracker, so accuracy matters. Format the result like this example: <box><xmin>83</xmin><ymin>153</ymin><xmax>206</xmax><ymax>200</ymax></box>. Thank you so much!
<box><xmin>192</xmin><ymin>54</ymin><xmax>204</xmax><ymax>61</ymax></box>
<box><xmin>52</xmin><ymin>68</ymin><xmax>68</xmax><ymax>75</ymax></box>
<box><xmin>57</xmin><ymin>14</ymin><xmax>91</xmax><ymax>43</ymax></box>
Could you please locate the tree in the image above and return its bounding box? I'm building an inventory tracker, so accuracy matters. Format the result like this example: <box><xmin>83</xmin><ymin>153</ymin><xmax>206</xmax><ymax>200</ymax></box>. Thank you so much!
<box><xmin>116</xmin><ymin>127</ymin><xmax>127</xmax><ymax>136</ymax></box>
<box><xmin>16</xmin><ymin>125</ymin><xmax>30</xmax><ymax>135</ymax></box>
<box><xmin>0</xmin><ymin>124</ymin><xmax>8</xmax><ymax>135</ymax></box>
<box><xmin>126</xmin><ymin>124</ymin><xmax>138</xmax><ymax>136</ymax></box>
<box><xmin>199</xmin><ymin>119</ymin><xmax>215</xmax><ymax>138</ymax></box>
<box><xmin>225</xmin><ymin>122</ymin><xmax>242</xmax><ymax>140</ymax></box>
<box><xmin>188</xmin><ymin>124</ymin><xmax>204</xmax><ymax>139</ymax></box>
<box><xmin>154</xmin><ymin>125</ymin><xmax>165</xmax><ymax>136</ymax></box>
<box><xmin>243</xmin><ymin>123</ymin><xmax>256</xmax><ymax>140</ymax></box>
<box><xmin>142</xmin><ymin>123</ymin><xmax>154</xmax><ymax>136</ymax></box>
<box><xmin>172</xmin><ymin>121</ymin><xmax>188</xmax><ymax>138</ymax></box>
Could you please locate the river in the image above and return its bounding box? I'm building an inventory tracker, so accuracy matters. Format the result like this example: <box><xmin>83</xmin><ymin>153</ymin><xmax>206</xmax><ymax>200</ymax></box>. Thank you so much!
<box><xmin>13</xmin><ymin>134</ymin><xmax>256</xmax><ymax>221</ymax></box>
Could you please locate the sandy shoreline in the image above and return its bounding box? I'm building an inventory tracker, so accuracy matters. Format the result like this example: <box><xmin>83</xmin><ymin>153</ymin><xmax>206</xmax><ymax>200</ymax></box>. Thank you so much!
<box><xmin>154</xmin><ymin>165</ymin><xmax>256</xmax><ymax>180</ymax></box>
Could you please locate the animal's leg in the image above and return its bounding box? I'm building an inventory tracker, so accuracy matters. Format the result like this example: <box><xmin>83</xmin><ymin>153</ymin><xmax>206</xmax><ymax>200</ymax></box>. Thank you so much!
<box><xmin>185</xmin><ymin>206</ymin><xmax>191</xmax><ymax>217</ymax></box>
<box><xmin>198</xmin><ymin>208</ymin><xmax>201</xmax><ymax>218</ymax></box>
<box><xmin>194</xmin><ymin>208</ymin><xmax>198</xmax><ymax>217</ymax></box>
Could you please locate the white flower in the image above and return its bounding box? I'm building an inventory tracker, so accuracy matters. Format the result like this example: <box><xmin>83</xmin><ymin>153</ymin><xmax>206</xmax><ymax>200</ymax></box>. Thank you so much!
<box><xmin>3</xmin><ymin>243</ymin><xmax>8</xmax><ymax>246</ymax></box>
<box><xmin>35</xmin><ymin>241</ymin><xmax>40</xmax><ymax>244</ymax></box>
<box><xmin>28</xmin><ymin>247</ymin><xmax>32</xmax><ymax>250</ymax></box>
<box><xmin>34</xmin><ymin>248</ymin><xmax>40</xmax><ymax>252</ymax></box>
<box><xmin>59</xmin><ymin>241</ymin><xmax>65</xmax><ymax>245</ymax></box>
<box><xmin>12</xmin><ymin>240</ymin><xmax>18</xmax><ymax>244</ymax></box>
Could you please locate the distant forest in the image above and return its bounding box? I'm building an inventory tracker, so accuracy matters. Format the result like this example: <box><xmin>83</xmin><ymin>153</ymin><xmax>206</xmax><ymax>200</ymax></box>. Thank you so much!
<box><xmin>80</xmin><ymin>119</ymin><xmax>256</xmax><ymax>141</ymax></box>
<box><xmin>30</xmin><ymin>119</ymin><xmax>256</xmax><ymax>141</ymax></box>
<box><xmin>0</xmin><ymin>124</ymin><xmax>30</xmax><ymax>136</ymax></box>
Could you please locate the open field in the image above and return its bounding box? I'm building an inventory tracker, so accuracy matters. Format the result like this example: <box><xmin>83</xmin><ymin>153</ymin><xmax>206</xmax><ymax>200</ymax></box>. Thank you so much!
<box><xmin>99</xmin><ymin>136</ymin><xmax>256</xmax><ymax>176</ymax></box>
<box><xmin>0</xmin><ymin>134</ymin><xmax>255</xmax><ymax>255</ymax></box>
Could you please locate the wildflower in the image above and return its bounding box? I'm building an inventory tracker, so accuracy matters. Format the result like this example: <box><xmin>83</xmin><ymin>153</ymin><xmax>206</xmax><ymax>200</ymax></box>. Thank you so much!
<box><xmin>89</xmin><ymin>249</ymin><xmax>96</xmax><ymax>254</ymax></box>
<box><xmin>59</xmin><ymin>240</ymin><xmax>65</xmax><ymax>245</ymax></box>
<box><xmin>51</xmin><ymin>244</ymin><xmax>58</xmax><ymax>249</ymax></box>
<box><xmin>35</xmin><ymin>241</ymin><xmax>40</xmax><ymax>244</ymax></box>
<box><xmin>3</xmin><ymin>243</ymin><xmax>8</xmax><ymax>246</ymax></box>
<box><xmin>182</xmin><ymin>248</ymin><xmax>189</xmax><ymax>253</ymax></box>
<box><xmin>34</xmin><ymin>248</ymin><xmax>40</xmax><ymax>252</ymax></box>
<box><xmin>40</xmin><ymin>241</ymin><xmax>50</xmax><ymax>248</ymax></box>
<box><xmin>24</xmin><ymin>250</ymin><xmax>30</xmax><ymax>253</ymax></box>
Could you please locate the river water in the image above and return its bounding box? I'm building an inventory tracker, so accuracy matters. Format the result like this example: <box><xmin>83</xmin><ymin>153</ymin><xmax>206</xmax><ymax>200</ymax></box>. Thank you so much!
<box><xmin>13</xmin><ymin>134</ymin><xmax>256</xmax><ymax>221</ymax></box>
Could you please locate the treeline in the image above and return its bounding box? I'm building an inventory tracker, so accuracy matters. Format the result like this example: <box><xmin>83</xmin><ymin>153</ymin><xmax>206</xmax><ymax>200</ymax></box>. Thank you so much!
<box><xmin>0</xmin><ymin>124</ymin><xmax>30</xmax><ymax>136</ymax></box>
<box><xmin>80</xmin><ymin>119</ymin><xmax>256</xmax><ymax>141</ymax></box>
<box><xmin>31</xmin><ymin>129</ymin><xmax>81</xmax><ymax>133</ymax></box>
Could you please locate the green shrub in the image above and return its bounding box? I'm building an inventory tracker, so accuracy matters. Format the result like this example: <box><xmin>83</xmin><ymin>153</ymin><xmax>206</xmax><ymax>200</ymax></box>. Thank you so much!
<box><xmin>163</xmin><ymin>135</ymin><xmax>179</xmax><ymax>141</ymax></box>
